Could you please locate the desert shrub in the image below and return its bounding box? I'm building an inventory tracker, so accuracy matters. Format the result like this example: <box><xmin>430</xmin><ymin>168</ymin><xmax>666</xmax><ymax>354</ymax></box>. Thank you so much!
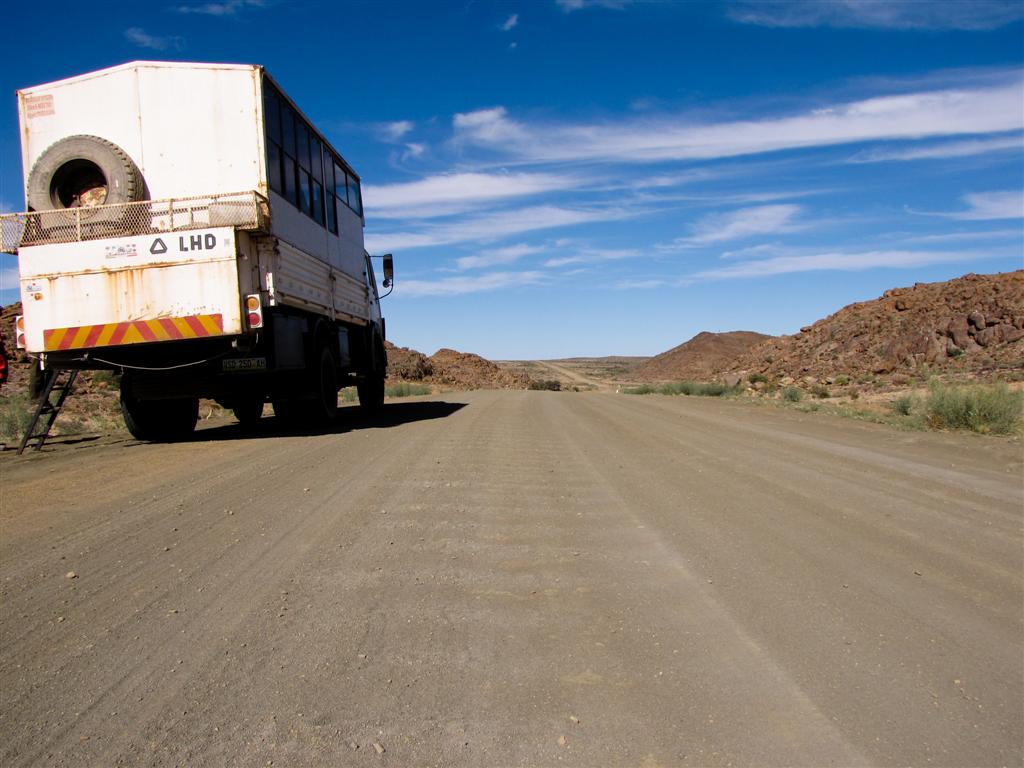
<box><xmin>0</xmin><ymin>394</ymin><xmax>35</xmax><ymax>441</ymax></box>
<box><xmin>924</xmin><ymin>382</ymin><xmax>1023</xmax><ymax>435</ymax></box>
<box><xmin>622</xmin><ymin>381</ymin><xmax>738</xmax><ymax>397</ymax></box>
<box><xmin>385</xmin><ymin>382</ymin><xmax>431</xmax><ymax>398</ymax></box>
<box><xmin>782</xmin><ymin>387</ymin><xmax>802</xmax><ymax>402</ymax></box>
<box><xmin>91</xmin><ymin>370</ymin><xmax>121</xmax><ymax>389</ymax></box>
<box><xmin>622</xmin><ymin>384</ymin><xmax>655</xmax><ymax>395</ymax></box>
<box><xmin>948</xmin><ymin>347</ymin><xmax>963</xmax><ymax>358</ymax></box>
<box><xmin>748</xmin><ymin>372</ymin><xmax>769</xmax><ymax>385</ymax></box>
<box><xmin>890</xmin><ymin>394</ymin><xmax>914</xmax><ymax>416</ymax></box>
<box><xmin>339</xmin><ymin>387</ymin><xmax>358</xmax><ymax>402</ymax></box>
<box><xmin>529</xmin><ymin>379</ymin><xmax>561</xmax><ymax>391</ymax></box>
<box><xmin>810</xmin><ymin>384</ymin><xmax>830</xmax><ymax>399</ymax></box>
<box><xmin>834</xmin><ymin>374</ymin><xmax>850</xmax><ymax>386</ymax></box>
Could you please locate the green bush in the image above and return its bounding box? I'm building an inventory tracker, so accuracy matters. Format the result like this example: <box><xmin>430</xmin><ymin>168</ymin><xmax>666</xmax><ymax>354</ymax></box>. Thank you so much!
<box><xmin>0</xmin><ymin>394</ymin><xmax>35</xmax><ymax>441</ymax></box>
<box><xmin>890</xmin><ymin>394</ymin><xmax>914</xmax><ymax>416</ymax></box>
<box><xmin>924</xmin><ymin>382</ymin><xmax>1023</xmax><ymax>435</ymax></box>
<box><xmin>529</xmin><ymin>379</ymin><xmax>561</xmax><ymax>391</ymax></box>
<box><xmin>622</xmin><ymin>384</ymin><xmax>655</xmax><ymax>395</ymax></box>
<box><xmin>623</xmin><ymin>381</ymin><xmax>738</xmax><ymax>397</ymax></box>
<box><xmin>385</xmin><ymin>382</ymin><xmax>431</xmax><ymax>398</ymax></box>
<box><xmin>810</xmin><ymin>384</ymin><xmax>830</xmax><ymax>399</ymax></box>
<box><xmin>782</xmin><ymin>387</ymin><xmax>802</xmax><ymax>402</ymax></box>
<box><xmin>748</xmin><ymin>372</ymin><xmax>769</xmax><ymax>385</ymax></box>
<box><xmin>834</xmin><ymin>374</ymin><xmax>850</xmax><ymax>386</ymax></box>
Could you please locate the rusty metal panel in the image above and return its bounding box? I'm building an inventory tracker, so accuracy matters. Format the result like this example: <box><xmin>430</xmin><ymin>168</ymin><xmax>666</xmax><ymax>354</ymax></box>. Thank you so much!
<box><xmin>17</xmin><ymin>62</ymin><xmax>262</xmax><ymax>203</ymax></box>
<box><xmin>18</xmin><ymin>227</ymin><xmax>243</xmax><ymax>353</ymax></box>
<box><xmin>267</xmin><ymin>238</ymin><xmax>369</xmax><ymax>325</ymax></box>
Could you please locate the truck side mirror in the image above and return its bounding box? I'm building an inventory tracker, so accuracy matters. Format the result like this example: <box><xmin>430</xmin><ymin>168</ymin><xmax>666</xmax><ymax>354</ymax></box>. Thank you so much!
<box><xmin>382</xmin><ymin>254</ymin><xmax>394</xmax><ymax>288</ymax></box>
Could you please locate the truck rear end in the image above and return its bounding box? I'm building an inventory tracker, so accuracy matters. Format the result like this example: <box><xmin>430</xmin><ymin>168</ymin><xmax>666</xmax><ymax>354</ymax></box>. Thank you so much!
<box><xmin>3</xmin><ymin>62</ymin><xmax>391</xmax><ymax>442</ymax></box>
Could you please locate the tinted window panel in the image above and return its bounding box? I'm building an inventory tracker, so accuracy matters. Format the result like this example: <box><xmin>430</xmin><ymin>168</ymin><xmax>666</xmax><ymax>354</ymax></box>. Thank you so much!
<box><xmin>263</xmin><ymin>85</ymin><xmax>281</xmax><ymax>145</ymax></box>
<box><xmin>267</xmin><ymin>141</ymin><xmax>282</xmax><ymax>194</ymax></box>
<box><xmin>347</xmin><ymin>174</ymin><xmax>363</xmax><ymax>217</ymax></box>
<box><xmin>281</xmin><ymin>105</ymin><xmax>296</xmax><ymax>157</ymax></box>
<box><xmin>310</xmin><ymin>137</ymin><xmax>323</xmax><ymax>182</ymax></box>
<box><xmin>333</xmin><ymin>162</ymin><xmax>346</xmax><ymax>199</ymax></box>
<box><xmin>296</xmin><ymin>122</ymin><xmax>311</xmax><ymax>171</ymax></box>
<box><xmin>326</xmin><ymin>192</ymin><xmax>337</xmax><ymax>234</ymax></box>
<box><xmin>311</xmin><ymin>181</ymin><xmax>324</xmax><ymax>224</ymax></box>
<box><xmin>282</xmin><ymin>155</ymin><xmax>297</xmax><ymax>206</ymax></box>
<box><xmin>299</xmin><ymin>170</ymin><xmax>312</xmax><ymax>215</ymax></box>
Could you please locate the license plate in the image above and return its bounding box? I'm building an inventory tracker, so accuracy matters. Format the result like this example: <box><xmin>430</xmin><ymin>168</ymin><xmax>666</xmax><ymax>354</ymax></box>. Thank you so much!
<box><xmin>222</xmin><ymin>357</ymin><xmax>266</xmax><ymax>372</ymax></box>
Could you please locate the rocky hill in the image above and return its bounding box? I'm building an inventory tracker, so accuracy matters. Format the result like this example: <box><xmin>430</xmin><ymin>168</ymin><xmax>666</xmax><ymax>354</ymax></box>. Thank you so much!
<box><xmin>636</xmin><ymin>330</ymin><xmax>773</xmax><ymax>381</ymax></box>
<box><xmin>729</xmin><ymin>271</ymin><xmax>1024</xmax><ymax>384</ymax></box>
<box><xmin>385</xmin><ymin>341</ymin><xmax>529</xmax><ymax>390</ymax></box>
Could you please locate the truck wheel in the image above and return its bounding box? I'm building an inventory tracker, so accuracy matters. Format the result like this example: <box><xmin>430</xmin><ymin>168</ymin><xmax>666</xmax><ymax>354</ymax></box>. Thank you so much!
<box><xmin>28</xmin><ymin>135</ymin><xmax>144</xmax><ymax>213</ymax></box>
<box><xmin>232</xmin><ymin>398</ymin><xmax>264</xmax><ymax>426</ymax></box>
<box><xmin>120</xmin><ymin>390</ymin><xmax>198</xmax><ymax>442</ymax></box>
<box><xmin>357</xmin><ymin>375</ymin><xmax>385</xmax><ymax>412</ymax></box>
<box><xmin>309</xmin><ymin>346</ymin><xmax>339</xmax><ymax>423</ymax></box>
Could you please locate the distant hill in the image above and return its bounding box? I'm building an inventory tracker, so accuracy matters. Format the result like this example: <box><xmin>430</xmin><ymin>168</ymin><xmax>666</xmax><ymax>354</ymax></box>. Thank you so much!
<box><xmin>635</xmin><ymin>331</ymin><xmax>773</xmax><ymax>381</ymax></box>
<box><xmin>385</xmin><ymin>341</ymin><xmax>529</xmax><ymax>390</ymax></box>
<box><xmin>729</xmin><ymin>271</ymin><xmax>1024</xmax><ymax>383</ymax></box>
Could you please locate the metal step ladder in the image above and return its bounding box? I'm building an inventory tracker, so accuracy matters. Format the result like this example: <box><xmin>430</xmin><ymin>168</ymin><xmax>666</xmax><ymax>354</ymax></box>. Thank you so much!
<box><xmin>17</xmin><ymin>368</ymin><xmax>79</xmax><ymax>455</ymax></box>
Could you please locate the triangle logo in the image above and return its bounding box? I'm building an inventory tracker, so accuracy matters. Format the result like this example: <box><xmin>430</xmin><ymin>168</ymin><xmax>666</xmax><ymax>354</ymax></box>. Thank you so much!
<box><xmin>150</xmin><ymin>238</ymin><xmax>167</xmax><ymax>255</ymax></box>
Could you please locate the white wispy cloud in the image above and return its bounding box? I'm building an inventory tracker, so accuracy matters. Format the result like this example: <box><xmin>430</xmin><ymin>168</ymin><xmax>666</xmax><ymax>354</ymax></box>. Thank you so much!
<box><xmin>693</xmin><ymin>249</ymin><xmax>1003</xmax><ymax>280</ymax></box>
<box><xmin>363</xmin><ymin>171</ymin><xmax>583</xmax><ymax>219</ymax></box>
<box><xmin>545</xmin><ymin>248</ymin><xmax>641</xmax><ymax>267</ymax></box>
<box><xmin>720</xmin><ymin>243</ymin><xmax>788</xmax><ymax>260</ymax></box>
<box><xmin>0</xmin><ymin>266</ymin><xmax>21</xmax><ymax>291</ymax></box>
<box><xmin>848</xmin><ymin>134</ymin><xmax>1023</xmax><ymax>163</ymax></box>
<box><xmin>456</xmin><ymin>243</ymin><xmax>543</xmax><ymax>270</ymax></box>
<box><xmin>925</xmin><ymin>190</ymin><xmax>1024</xmax><ymax>221</ymax></box>
<box><xmin>660</xmin><ymin>204</ymin><xmax>804</xmax><ymax>250</ymax></box>
<box><xmin>452</xmin><ymin>77</ymin><xmax>1024</xmax><ymax>164</ymax></box>
<box><xmin>501</xmin><ymin>13</ymin><xmax>519</xmax><ymax>31</ymax></box>
<box><xmin>897</xmin><ymin>228</ymin><xmax>1023</xmax><ymax>244</ymax></box>
<box><xmin>380</xmin><ymin>120</ymin><xmax>414</xmax><ymax>141</ymax></box>
<box><xmin>172</xmin><ymin>0</ymin><xmax>265</xmax><ymax>15</ymax></box>
<box><xmin>556</xmin><ymin>0</ymin><xmax>634</xmax><ymax>11</ymax></box>
<box><xmin>727</xmin><ymin>0</ymin><xmax>1024</xmax><ymax>30</ymax></box>
<box><xmin>400</xmin><ymin>270</ymin><xmax>543</xmax><ymax>297</ymax></box>
<box><xmin>124</xmin><ymin>28</ymin><xmax>184</xmax><ymax>51</ymax></box>
<box><xmin>366</xmin><ymin>204</ymin><xmax>629</xmax><ymax>251</ymax></box>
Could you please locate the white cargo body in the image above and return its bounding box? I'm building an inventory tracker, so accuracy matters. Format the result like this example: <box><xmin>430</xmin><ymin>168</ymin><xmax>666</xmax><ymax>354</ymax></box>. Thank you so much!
<box><xmin>10</xmin><ymin>61</ymin><xmax>372</xmax><ymax>349</ymax></box>
<box><xmin>3</xmin><ymin>61</ymin><xmax>391</xmax><ymax>441</ymax></box>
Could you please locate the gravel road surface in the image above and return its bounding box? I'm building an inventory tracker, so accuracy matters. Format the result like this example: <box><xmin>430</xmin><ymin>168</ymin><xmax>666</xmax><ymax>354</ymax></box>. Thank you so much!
<box><xmin>1</xmin><ymin>391</ymin><xmax>1021</xmax><ymax>767</ymax></box>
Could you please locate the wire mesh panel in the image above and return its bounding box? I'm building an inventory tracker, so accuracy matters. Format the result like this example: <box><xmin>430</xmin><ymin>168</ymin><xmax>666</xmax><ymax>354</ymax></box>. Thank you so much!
<box><xmin>0</xmin><ymin>191</ymin><xmax>269</xmax><ymax>253</ymax></box>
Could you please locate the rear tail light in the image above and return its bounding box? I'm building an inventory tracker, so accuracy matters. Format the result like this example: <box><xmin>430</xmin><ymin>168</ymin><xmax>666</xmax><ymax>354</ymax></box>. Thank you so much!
<box><xmin>15</xmin><ymin>315</ymin><xmax>25</xmax><ymax>349</ymax></box>
<box><xmin>245</xmin><ymin>294</ymin><xmax>264</xmax><ymax>329</ymax></box>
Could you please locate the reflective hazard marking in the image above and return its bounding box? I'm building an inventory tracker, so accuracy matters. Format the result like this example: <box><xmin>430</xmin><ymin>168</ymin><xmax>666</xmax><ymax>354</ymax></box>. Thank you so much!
<box><xmin>43</xmin><ymin>314</ymin><xmax>225</xmax><ymax>351</ymax></box>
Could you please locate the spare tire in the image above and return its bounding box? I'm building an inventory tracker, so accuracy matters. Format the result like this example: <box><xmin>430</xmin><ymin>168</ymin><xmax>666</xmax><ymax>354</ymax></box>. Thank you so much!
<box><xmin>26</xmin><ymin>136</ymin><xmax>145</xmax><ymax>237</ymax></box>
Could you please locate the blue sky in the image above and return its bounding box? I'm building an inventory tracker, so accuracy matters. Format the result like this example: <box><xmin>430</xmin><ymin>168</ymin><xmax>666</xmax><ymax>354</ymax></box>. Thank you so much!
<box><xmin>1</xmin><ymin>0</ymin><xmax>1022</xmax><ymax>358</ymax></box>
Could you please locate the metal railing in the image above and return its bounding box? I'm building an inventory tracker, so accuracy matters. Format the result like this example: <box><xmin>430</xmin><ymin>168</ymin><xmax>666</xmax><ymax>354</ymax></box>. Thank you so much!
<box><xmin>0</xmin><ymin>190</ymin><xmax>270</xmax><ymax>253</ymax></box>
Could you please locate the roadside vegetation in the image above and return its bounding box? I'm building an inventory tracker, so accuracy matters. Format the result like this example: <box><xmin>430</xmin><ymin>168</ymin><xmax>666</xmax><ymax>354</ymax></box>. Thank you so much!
<box><xmin>623</xmin><ymin>381</ymin><xmax>740</xmax><ymax>397</ymax></box>
<box><xmin>528</xmin><ymin>379</ymin><xmax>562</xmax><ymax>391</ymax></box>
<box><xmin>619</xmin><ymin>374</ymin><xmax>1022</xmax><ymax>438</ymax></box>
<box><xmin>384</xmin><ymin>382</ymin><xmax>431</xmax><ymax>397</ymax></box>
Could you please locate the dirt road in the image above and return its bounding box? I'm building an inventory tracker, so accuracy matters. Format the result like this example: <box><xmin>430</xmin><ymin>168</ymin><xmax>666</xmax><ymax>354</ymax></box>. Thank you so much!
<box><xmin>1</xmin><ymin>391</ymin><xmax>1021</xmax><ymax>766</ymax></box>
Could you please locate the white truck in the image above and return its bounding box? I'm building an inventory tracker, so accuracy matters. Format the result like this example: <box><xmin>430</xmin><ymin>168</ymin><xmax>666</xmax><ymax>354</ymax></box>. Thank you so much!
<box><xmin>1</xmin><ymin>61</ymin><xmax>393</xmax><ymax>441</ymax></box>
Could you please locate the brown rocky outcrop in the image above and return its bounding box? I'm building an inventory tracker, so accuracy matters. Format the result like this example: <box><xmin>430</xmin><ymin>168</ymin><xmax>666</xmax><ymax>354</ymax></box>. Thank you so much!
<box><xmin>728</xmin><ymin>271</ymin><xmax>1024</xmax><ymax>383</ymax></box>
<box><xmin>385</xmin><ymin>340</ymin><xmax>529</xmax><ymax>390</ymax></box>
<box><xmin>635</xmin><ymin>330</ymin><xmax>773</xmax><ymax>381</ymax></box>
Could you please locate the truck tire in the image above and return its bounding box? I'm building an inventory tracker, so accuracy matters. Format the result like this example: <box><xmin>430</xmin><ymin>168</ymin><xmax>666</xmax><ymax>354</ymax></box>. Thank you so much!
<box><xmin>120</xmin><ymin>379</ymin><xmax>198</xmax><ymax>442</ymax></box>
<box><xmin>357</xmin><ymin>375</ymin><xmax>385</xmax><ymax>412</ymax></box>
<box><xmin>28</xmin><ymin>135</ymin><xmax>144</xmax><ymax>211</ymax></box>
<box><xmin>310</xmin><ymin>346</ymin><xmax>339</xmax><ymax>423</ymax></box>
<box><xmin>232</xmin><ymin>398</ymin><xmax>264</xmax><ymax>426</ymax></box>
<box><xmin>273</xmin><ymin>348</ymin><xmax>338</xmax><ymax>425</ymax></box>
